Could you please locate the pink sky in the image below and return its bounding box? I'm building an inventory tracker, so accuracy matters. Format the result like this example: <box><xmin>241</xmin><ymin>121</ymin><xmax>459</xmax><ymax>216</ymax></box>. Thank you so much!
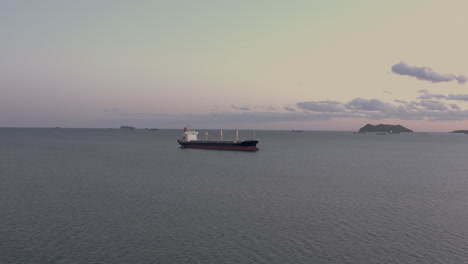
<box><xmin>1</xmin><ymin>0</ymin><xmax>468</xmax><ymax>132</ymax></box>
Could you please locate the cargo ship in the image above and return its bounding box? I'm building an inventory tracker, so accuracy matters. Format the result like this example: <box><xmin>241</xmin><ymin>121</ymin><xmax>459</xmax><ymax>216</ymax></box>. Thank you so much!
<box><xmin>177</xmin><ymin>127</ymin><xmax>259</xmax><ymax>151</ymax></box>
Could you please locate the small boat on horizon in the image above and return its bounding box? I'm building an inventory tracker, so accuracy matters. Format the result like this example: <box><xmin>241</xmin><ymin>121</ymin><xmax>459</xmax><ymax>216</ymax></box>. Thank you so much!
<box><xmin>292</xmin><ymin>129</ymin><xmax>303</xmax><ymax>132</ymax></box>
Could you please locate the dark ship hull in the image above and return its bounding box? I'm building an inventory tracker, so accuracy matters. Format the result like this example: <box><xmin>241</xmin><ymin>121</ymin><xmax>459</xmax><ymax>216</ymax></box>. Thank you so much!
<box><xmin>177</xmin><ymin>139</ymin><xmax>259</xmax><ymax>151</ymax></box>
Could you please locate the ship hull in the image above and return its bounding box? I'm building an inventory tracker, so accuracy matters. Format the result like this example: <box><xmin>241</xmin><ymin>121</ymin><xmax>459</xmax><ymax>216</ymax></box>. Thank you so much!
<box><xmin>177</xmin><ymin>139</ymin><xmax>259</xmax><ymax>151</ymax></box>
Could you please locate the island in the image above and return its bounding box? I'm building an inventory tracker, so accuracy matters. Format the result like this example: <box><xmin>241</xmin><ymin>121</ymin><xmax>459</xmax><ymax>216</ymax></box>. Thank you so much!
<box><xmin>357</xmin><ymin>124</ymin><xmax>413</xmax><ymax>134</ymax></box>
<box><xmin>450</xmin><ymin>130</ymin><xmax>468</xmax><ymax>133</ymax></box>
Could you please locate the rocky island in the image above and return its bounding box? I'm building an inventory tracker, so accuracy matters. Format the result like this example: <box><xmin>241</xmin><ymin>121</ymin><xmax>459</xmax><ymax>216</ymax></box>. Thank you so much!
<box><xmin>450</xmin><ymin>130</ymin><xmax>468</xmax><ymax>133</ymax></box>
<box><xmin>357</xmin><ymin>124</ymin><xmax>413</xmax><ymax>133</ymax></box>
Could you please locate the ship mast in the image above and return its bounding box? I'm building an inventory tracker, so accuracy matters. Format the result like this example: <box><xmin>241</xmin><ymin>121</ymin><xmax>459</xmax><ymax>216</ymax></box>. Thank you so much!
<box><xmin>235</xmin><ymin>130</ymin><xmax>239</xmax><ymax>142</ymax></box>
<box><xmin>220</xmin><ymin>130</ymin><xmax>223</xmax><ymax>141</ymax></box>
<box><xmin>205</xmin><ymin>130</ymin><xmax>209</xmax><ymax>140</ymax></box>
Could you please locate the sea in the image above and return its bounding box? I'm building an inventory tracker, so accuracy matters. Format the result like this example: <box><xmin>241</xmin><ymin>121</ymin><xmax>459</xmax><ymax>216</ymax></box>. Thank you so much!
<box><xmin>1</xmin><ymin>128</ymin><xmax>468</xmax><ymax>263</ymax></box>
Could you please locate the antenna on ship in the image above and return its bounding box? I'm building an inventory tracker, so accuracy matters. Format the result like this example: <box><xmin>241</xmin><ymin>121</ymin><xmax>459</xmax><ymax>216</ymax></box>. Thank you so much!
<box><xmin>220</xmin><ymin>129</ymin><xmax>223</xmax><ymax>141</ymax></box>
<box><xmin>235</xmin><ymin>130</ymin><xmax>239</xmax><ymax>142</ymax></box>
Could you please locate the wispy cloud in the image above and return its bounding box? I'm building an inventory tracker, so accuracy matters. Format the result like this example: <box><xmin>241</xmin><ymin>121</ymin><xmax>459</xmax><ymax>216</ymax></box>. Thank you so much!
<box><xmin>345</xmin><ymin>98</ymin><xmax>395</xmax><ymax>111</ymax></box>
<box><xmin>456</xmin><ymin>75</ymin><xmax>468</xmax><ymax>84</ymax></box>
<box><xmin>446</xmin><ymin>94</ymin><xmax>468</xmax><ymax>101</ymax></box>
<box><xmin>416</xmin><ymin>100</ymin><xmax>449</xmax><ymax>111</ymax></box>
<box><xmin>297</xmin><ymin>101</ymin><xmax>345</xmax><ymax>112</ymax></box>
<box><xmin>417</xmin><ymin>90</ymin><xmax>468</xmax><ymax>101</ymax></box>
<box><xmin>450</xmin><ymin>104</ymin><xmax>461</xmax><ymax>110</ymax></box>
<box><xmin>283</xmin><ymin>106</ymin><xmax>296</xmax><ymax>112</ymax></box>
<box><xmin>393</xmin><ymin>99</ymin><xmax>420</xmax><ymax>111</ymax></box>
<box><xmin>417</xmin><ymin>89</ymin><xmax>447</xmax><ymax>100</ymax></box>
<box><xmin>103</xmin><ymin>88</ymin><xmax>468</xmax><ymax>127</ymax></box>
<box><xmin>257</xmin><ymin>105</ymin><xmax>276</xmax><ymax>111</ymax></box>
<box><xmin>391</xmin><ymin>61</ymin><xmax>467</xmax><ymax>84</ymax></box>
<box><xmin>230</xmin><ymin>105</ymin><xmax>250</xmax><ymax>111</ymax></box>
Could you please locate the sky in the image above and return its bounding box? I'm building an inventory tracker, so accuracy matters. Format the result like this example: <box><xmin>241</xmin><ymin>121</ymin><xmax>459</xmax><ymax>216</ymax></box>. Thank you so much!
<box><xmin>2</xmin><ymin>0</ymin><xmax>468</xmax><ymax>131</ymax></box>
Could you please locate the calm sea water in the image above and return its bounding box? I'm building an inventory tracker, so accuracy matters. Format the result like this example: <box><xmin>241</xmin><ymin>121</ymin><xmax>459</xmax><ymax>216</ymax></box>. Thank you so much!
<box><xmin>1</xmin><ymin>128</ymin><xmax>468</xmax><ymax>263</ymax></box>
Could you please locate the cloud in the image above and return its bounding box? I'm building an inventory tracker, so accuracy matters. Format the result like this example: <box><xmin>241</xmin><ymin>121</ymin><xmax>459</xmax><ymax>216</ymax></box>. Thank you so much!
<box><xmin>455</xmin><ymin>74</ymin><xmax>468</xmax><ymax>84</ymax></box>
<box><xmin>394</xmin><ymin>99</ymin><xmax>420</xmax><ymax>110</ymax></box>
<box><xmin>417</xmin><ymin>89</ymin><xmax>446</xmax><ymax>100</ymax></box>
<box><xmin>260</xmin><ymin>105</ymin><xmax>276</xmax><ymax>111</ymax></box>
<box><xmin>283</xmin><ymin>106</ymin><xmax>296</xmax><ymax>112</ymax></box>
<box><xmin>230</xmin><ymin>105</ymin><xmax>250</xmax><ymax>111</ymax></box>
<box><xmin>391</xmin><ymin>61</ymin><xmax>467</xmax><ymax>84</ymax></box>
<box><xmin>102</xmin><ymin>93</ymin><xmax>468</xmax><ymax>128</ymax></box>
<box><xmin>450</xmin><ymin>104</ymin><xmax>461</xmax><ymax>110</ymax></box>
<box><xmin>416</xmin><ymin>100</ymin><xmax>449</xmax><ymax>111</ymax></box>
<box><xmin>446</xmin><ymin>94</ymin><xmax>468</xmax><ymax>101</ymax></box>
<box><xmin>346</xmin><ymin>98</ymin><xmax>395</xmax><ymax>111</ymax></box>
<box><xmin>416</xmin><ymin>90</ymin><xmax>468</xmax><ymax>101</ymax></box>
<box><xmin>295</xmin><ymin>98</ymin><xmax>434</xmax><ymax>121</ymax></box>
<box><xmin>297</xmin><ymin>101</ymin><xmax>345</xmax><ymax>112</ymax></box>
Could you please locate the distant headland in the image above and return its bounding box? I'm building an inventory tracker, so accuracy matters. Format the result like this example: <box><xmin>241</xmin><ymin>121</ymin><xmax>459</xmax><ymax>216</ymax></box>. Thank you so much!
<box><xmin>358</xmin><ymin>124</ymin><xmax>413</xmax><ymax>133</ymax></box>
<box><xmin>450</xmin><ymin>130</ymin><xmax>468</xmax><ymax>133</ymax></box>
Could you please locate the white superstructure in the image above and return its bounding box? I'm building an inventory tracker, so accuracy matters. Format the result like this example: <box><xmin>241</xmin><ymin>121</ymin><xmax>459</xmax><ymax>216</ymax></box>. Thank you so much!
<box><xmin>182</xmin><ymin>127</ymin><xmax>198</xmax><ymax>141</ymax></box>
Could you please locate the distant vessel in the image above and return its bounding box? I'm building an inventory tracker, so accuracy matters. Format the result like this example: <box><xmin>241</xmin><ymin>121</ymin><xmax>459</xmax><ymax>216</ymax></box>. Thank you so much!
<box><xmin>177</xmin><ymin>127</ymin><xmax>259</xmax><ymax>151</ymax></box>
<box><xmin>120</xmin><ymin>126</ymin><xmax>135</xmax><ymax>130</ymax></box>
<box><xmin>292</xmin><ymin>129</ymin><xmax>303</xmax><ymax>132</ymax></box>
<box><xmin>145</xmin><ymin>128</ymin><xmax>158</xmax><ymax>131</ymax></box>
